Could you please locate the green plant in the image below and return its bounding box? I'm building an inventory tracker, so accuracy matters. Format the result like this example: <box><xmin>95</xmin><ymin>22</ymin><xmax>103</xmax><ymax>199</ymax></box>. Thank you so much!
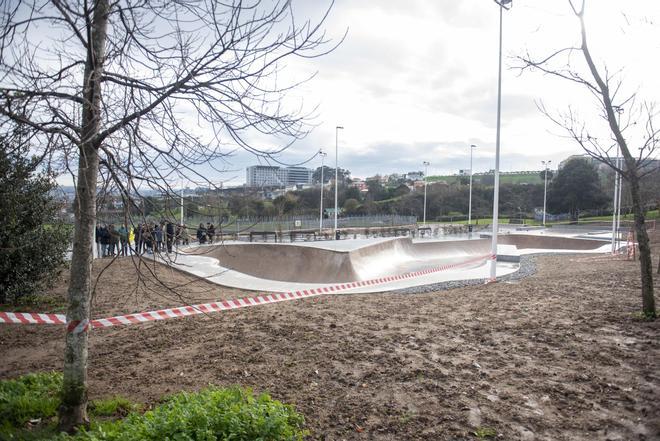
<box><xmin>0</xmin><ymin>372</ymin><xmax>62</xmax><ymax>431</ymax></box>
<box><xmin>89</xmin><ymin>396</ymin><xmax>142</xmax><ymax>418</ymax></box>
<box><xmin>473</xmin><ymin>426</ymin><xmax>497</xmax><ymax>439</ymax></box>
<box><xmin>631</xmin><ymin>310</ymin><xmax>658</xmax><ymax>322</ymax></box>
<box><xmin>1</xmin><ymin>373</ymin><xmax>307</xmax><ymax>441</ymax></box>
<box><xmin>66</xmin><ymin>387</ymin><xmax>308</xmax><ymax>441</ymax></box>
<box><xmin>0</xmin><ymin>137</ymin><xmax>71</xmax><ymax>305</ymax></box>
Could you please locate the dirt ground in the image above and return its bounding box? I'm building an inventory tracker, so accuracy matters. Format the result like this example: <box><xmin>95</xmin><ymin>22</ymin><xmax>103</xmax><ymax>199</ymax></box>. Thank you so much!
<box><xmin>2</xmin><ymin>238</ymin><xmax>660</xmax><ymax>440</ymax></box>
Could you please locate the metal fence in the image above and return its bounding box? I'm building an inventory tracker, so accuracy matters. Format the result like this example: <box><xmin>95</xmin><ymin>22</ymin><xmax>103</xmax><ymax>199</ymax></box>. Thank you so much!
<box><xmin>218</xmin><ymin>214</ymin><xmax>417</xmax><ymax>233</ymax></box>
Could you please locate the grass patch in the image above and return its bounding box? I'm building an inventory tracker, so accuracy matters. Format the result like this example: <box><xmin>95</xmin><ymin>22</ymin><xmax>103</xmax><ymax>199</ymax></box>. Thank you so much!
<box><xmin>89</xmin><ymin>396</ymin><xmax>142</xmax><ymax>418</ymax></box>
<box><xmin>0</xmin><ymin>372</ymin><xmax>62</xmax><ymax>431</ymax></box>
<box><xmin>1</xmin><ymin>373</ymin><xmax>308</xmax><ymax>441</ymax></box>
<box><xmin>473</xmin><ymin>426</ymin><xmax>498</xmax><ymax>439</ymax></box>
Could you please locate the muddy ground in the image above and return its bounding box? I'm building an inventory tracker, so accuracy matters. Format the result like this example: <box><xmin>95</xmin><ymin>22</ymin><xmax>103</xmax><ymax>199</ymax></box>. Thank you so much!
<box><xmin>1</xmin><ymin>239</ymin><xmax>659</xmax><ymax>440</ymax></box>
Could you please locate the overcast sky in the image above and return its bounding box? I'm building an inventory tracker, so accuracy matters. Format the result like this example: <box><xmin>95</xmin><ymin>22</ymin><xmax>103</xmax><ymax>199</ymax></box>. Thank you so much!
<box><xmin>211</xmin><ymin>0</ymin><xmax>659</xmax><ymax>185</ymax></box>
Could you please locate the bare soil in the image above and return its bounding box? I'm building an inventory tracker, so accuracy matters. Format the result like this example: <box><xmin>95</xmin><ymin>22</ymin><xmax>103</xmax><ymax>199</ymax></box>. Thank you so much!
<box><xmin>1</xmin><ymin>240</ymin><xmax>659</xmax><ymax>440</ymax></box>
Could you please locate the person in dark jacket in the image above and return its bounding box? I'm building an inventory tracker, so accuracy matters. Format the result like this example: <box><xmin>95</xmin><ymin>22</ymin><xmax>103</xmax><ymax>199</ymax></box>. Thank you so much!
<box><xmin>154</xmin><ymin>224</ymin><xmax>163</xmax><ymax>252</ymax></box>
<box><xmin>165</xmin><ymin>221</ymin><xmax>175</xmax><ymax>253</ymax></box>
<box><xmin>207</xmin><ymin>223</ymin><xmax>215</xmax><ymax>244</ymax></box>
<box><xmin>95</xmin><ymin>225</ymin><xmax>102</xmax><ymax>258</ymax></box>
<box><xmin>99</xmin><ymin>225</ymin><xmax>110</xmax><ymax>257</ymax></box>
<box><xmin>108</xmin><ymin>224</ymin><xmax>120</xmax><ymax>256</ymax></box>
<box><xmin>197</xmin><ymin>223</ymin><xmax>207</xmax><ymax>244</ymax></box>
<box><xmin>135</xmin><ymin>223</ymin><xmax>143</xmax><ymax>254</ymax></box>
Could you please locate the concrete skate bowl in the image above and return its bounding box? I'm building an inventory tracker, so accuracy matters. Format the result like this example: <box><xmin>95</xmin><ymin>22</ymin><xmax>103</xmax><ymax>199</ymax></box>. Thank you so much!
<box><xmin>184</xmin><ymin>235</ymin><xmax>608</xmax><ymax>285</ymax></box>
<box><xmin>185</xmin><ymin>238</ymin><xmax>489</xmax><ymax>284</ymax></box>
<box><xmin>498</xmin><ymin>234</ymin><xmax>610</xmax><ymax>251</ymax></box>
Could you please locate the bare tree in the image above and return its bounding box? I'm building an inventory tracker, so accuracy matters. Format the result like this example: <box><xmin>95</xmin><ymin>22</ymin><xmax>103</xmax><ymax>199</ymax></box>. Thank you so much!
<box><xmin>0</xmin><ymin>0</ymin><xmax>339</xmax><ymax>431</ymax></box>
<box><xmin>517</xmin><ymin>0</ymin><xmax>656</xmax><ymax>318</ymax></box>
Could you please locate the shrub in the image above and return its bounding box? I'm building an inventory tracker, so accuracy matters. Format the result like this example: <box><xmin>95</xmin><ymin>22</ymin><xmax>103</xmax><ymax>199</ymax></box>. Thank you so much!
<box><xmin>0</xmin><ymin>137</ymin><xmax>71</xmax><ymax>304</ymax></box>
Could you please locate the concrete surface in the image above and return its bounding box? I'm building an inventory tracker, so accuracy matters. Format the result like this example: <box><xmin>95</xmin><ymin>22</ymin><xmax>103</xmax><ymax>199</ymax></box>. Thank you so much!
<box><xmin>165</xmin><ymin>233</ymin><xmax>610</xmax><ymax>293</ymax></box>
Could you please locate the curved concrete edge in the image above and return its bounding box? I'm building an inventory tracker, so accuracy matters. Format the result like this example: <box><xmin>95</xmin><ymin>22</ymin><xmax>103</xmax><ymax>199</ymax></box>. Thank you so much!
<box><xmin>163</xmin><ymin>251</ymin><xmax>518</xmax><ymax>294</ymax></box>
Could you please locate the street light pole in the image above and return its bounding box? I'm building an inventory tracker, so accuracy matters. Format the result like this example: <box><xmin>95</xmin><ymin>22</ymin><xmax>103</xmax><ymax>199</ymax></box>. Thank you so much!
<box><xmin>542</xmin><ymin>160</ymin><xmax>551</xmax><ymax>226</ymax></box>
<box><xmin>468</xmin><ymin>144</ymin><xmax>476</xmax><ymax>226</ymax></box>
<box><xmin>180</xmin><ymin>178</ymin><xmax>185</xmax><ymax>226</ymax></box>
<box><xmin>422</xmin><ymin>161</ymin><xmax>430</xmax><ymax>224</ymax></box>
<box><xmin>490</xmin><ymin>0</ymin><xmax>511</xmax><ymax>282</ymax></box>
<box><xmin>319</xmin><ymin>150</ymin><xmax>326</xmax><ymax>234</ymax></box>
<box><xmin>334</xmin><ymin>126</ymin><xmax>344</xmax><ymax>239</ymax></box>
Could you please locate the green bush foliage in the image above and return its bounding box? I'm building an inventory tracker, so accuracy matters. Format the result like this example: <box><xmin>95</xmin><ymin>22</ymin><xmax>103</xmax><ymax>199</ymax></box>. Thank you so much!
<box><xmin>0</xmin><ymin>136</ymin><xmax>71</xmax><ymax>304</ymax></box>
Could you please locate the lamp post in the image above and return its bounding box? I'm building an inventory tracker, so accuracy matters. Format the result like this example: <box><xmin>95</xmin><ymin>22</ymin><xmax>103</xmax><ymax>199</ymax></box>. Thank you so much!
<box><xmin>468</xmin><ymin>144</ymin><xmax>477</xmax><ymax>226</ymax></box>
<box><xmin>319</xmin><ymin>150</ymin><xmax>327</xmax><ymax>234</ymax></box>
<box><xmin>334</xmin><ymin>126</ymin><xmax>344</xmax><ymax>239</ymax></box>
<box><xmin>490</xmin><ymin>0</ymin><xmax>512</xmax><ymax>282</ymax></box>
<box><xmin>422</xmin><ymin>161</ymin><xmax>430</xmax><ymax>224</ymax></box>
<box><xmin>542</xmin><ymin>160</ymin><xmax>551</xmax><ymax>226</ymax></box>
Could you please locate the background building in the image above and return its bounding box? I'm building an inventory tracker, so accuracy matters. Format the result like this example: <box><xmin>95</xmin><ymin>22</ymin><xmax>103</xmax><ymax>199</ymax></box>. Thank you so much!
<box><xmin>246</xmin><ymin>165</ymin><xmax>313</xmax><ymax>187</ymax></box>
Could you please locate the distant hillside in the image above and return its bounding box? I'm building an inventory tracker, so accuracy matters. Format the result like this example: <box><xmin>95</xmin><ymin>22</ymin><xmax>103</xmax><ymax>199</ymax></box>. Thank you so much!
<box><xmin>428</xmin><ymin>171</ymin><xmax>543</xmax><ymax>186</ymax></box>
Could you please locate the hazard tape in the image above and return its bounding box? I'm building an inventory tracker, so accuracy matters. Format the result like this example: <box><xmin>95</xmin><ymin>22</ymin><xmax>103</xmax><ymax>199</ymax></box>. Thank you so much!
<box><xmin>0</xmin><ymin>253</ymin><xmax>491</xmax><ymax>329</ymax></box>
<box><xmin>0</xmin><ymin>312</ymin><xmax>66</xmax><ymax>325</ymax></box>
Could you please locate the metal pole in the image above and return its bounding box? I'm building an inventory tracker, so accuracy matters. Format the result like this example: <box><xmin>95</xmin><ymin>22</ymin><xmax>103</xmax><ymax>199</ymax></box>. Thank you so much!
<box><xmin>423</xmin><ymin>161</ymin><xmax>429</xmax><ymax>224</ymax></box>
<box><xmin>542</xmin><ymin>161</ymin><xmax>550</xmax><ymax>227</ymax></box>
<box><xmin>616</xmin><ymin>156</ymin><xmax>623</xmax><ymax>250</ymax></box>
<box><xmin>180</xmin><ymin>180</ymin><xmax>184</xmax><ymax>226</ymax></box>
<box><xmin>319</xmin><ymin>151</ymin><xmax>325</xmax><ymax>234</ymax></box>
<box><xmin>334</xmin><ymin>126</ymin><xmax>343</xmax><ymax>239</ymax></box>
<box><xmin>611</xmin><ymin>148</ymin><xmax>620</xmax><ymax>253</ymax></box>
<box><xmin>490</xmin><ymin>3</ymin><xmax>505</xmax><ymax>282</ymax></box>
<box><xmin>469</xmin><ymin>145</ymin><xmax>476</xmax><ymax>225</ymax></box>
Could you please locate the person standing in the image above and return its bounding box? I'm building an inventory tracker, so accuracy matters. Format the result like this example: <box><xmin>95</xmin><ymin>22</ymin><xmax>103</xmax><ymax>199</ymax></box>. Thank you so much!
<box><xmin>197</xmin><ymin>223</ymin><xmax>207</xmax><ymax>244</ymax></box>
<box><xmin>118</xmin><ymin>224</ymin><xmax>128</xmax><ymax>256</ymax></box>
<box><xmin>99</xmin><ymin>224</ymin><xmax>110</xmax><ymax>257</ymax></box>
<box><xmin>128</xmin><ymin>226</ymin><xmax>135</xmax><ymax>255</ymax></box>
<box><xmin>181</xmin><ymin>224</ymin><xmax>190</xmax><ymax>245</ymax></box>
<box><xmin>135</xmin><ymin>223</ymin><xmax>143</xmax><ymax>255</ymax></box>
<box><xmin>155</xmin><ymin>223</ymin><xmax>163</xmax><ymax>252</ymax></box>
<box><xmin>108</xmin><ymin>224</ymin><xmax>120</xmax><ymax>256</ymax></box>
<box><xmin>144</xmin><ymin>224</ymin><xmax>153</xmax><ymax>254</ymax></box>
<box><xmin>166</xmin><ymin>221</ymin><xmax>175</xmax><ymax>253</ymax></box>
<box><xmin>95</xmin><ymin>225</ymin><xmax>102</xmax><ymax>259</ymax></box>
<box><xmin>208</xmin><ymin>223</ymin><xmax>215</xmax><ymax>244</ymax></box>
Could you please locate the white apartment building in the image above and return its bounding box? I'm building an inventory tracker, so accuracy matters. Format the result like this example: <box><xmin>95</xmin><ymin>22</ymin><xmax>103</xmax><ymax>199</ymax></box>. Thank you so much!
<box><xmin>246</xmin><ymin>165</ymin><xmax>313</xmax><ymax>187</ymax></box>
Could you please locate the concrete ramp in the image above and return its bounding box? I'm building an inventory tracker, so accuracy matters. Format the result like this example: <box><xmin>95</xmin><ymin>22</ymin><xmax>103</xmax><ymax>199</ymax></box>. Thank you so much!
<box><xmin>186</xmin><ymin>234</ymin><xmax>612</xmax><ymax>285</ymax></box>
<box><xmin>189</xmin><ymin>237</ymin><xmax>493</xmax><ymax>284</ymax></box>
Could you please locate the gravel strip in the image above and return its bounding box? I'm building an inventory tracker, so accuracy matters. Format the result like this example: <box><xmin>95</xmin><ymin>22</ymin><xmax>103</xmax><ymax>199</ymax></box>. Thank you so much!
<box><xmin>391</xmin><ymin>255</ymin><xmax>539</xmax><ymax>295</ymax></box>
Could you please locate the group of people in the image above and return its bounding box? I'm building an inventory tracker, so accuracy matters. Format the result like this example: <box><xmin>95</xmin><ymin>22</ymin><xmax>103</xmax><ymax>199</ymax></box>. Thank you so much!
<box><xmin>95</xmin><ymin>224</ymin><xmax>131</xmax><ymax>257</ymax></box>
<box><xmin>196</xmin><ymin>223</ymin><xmax>217</xmax><ymax>244</ymax></box>
<box><xmin>95</xmin><ymin>221</ymin><xmax>192</xmax><ymax>258</ymax></box>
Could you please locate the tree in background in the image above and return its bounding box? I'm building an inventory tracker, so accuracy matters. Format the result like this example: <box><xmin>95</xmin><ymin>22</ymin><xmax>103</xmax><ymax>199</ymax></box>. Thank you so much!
<box><xmin>547</xmin><ymin>158</ymin><xmax>607</xmax><ymax>219</ymax></box>
<box><xmin>343</xmin><ymin>198</ymin><xmax>360</xmax><ymax>215</ymax></box>
<box><xmin>0</xmin><ymin>136</ymin><xmax>70</xmax><ymax>304</ymax></box>
<box><xmin>312</xmin><ymin>166</ymin><xmax>351</xmax><ymax>184</ymax></box>
<box><xmin>518</xmin><ymin>0</ymin><xmax>657</xmax><ymax>317</ymax></box>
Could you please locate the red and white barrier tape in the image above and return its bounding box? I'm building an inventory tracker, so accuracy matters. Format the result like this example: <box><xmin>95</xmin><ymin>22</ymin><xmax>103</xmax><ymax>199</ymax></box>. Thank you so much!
<box><xmin>1</xmin><ymin>253</ymin><xmax>491</xmax><ymax>329</ymax></box>
<box><xmin>0</xmin><ymin>312</ymin><xmax>66</xmax><ymax>325</ymax></box>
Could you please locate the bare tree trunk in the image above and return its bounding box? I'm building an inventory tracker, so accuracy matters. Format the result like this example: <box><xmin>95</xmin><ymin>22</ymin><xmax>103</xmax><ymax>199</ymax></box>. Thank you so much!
<box><xmin>58</xmin><ymin>0</ymin><xmax>109</xmax><ymax>432</ymax></box>
<box><xmin>573</xmin><ymin>3</ymin><xmax>656</xmax><ymax>318</ymax></box>
<box><xmin>629</xmin><ymin>179</ymin><xmax>656</xmax><ymax>316</ymax></box>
